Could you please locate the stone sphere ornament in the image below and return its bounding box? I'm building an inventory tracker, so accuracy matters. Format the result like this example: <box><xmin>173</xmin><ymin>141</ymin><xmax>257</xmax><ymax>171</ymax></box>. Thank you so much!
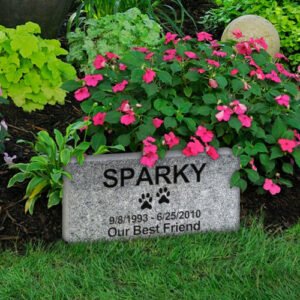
<box><xmin>221</xmin><ymin>15</ymin><xmax>280</xmax><ymax>57</ymax></box>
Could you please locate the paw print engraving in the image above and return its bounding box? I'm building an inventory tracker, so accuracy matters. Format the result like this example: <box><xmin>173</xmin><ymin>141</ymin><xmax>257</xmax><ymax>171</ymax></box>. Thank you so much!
<box><xmin>139</xmin><ymin>193</ymin><xmax>153</xmax><ymax>210</ymax></box>
<box><xmin>157</xmin><ymin>187</ymin><xmax>170</xmax><ymax>204</ymax></box>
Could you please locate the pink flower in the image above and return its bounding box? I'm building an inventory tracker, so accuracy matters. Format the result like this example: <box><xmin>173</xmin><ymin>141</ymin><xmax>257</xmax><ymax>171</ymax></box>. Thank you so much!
<box><xmin>165</xmin><ymin>32</ymin><xmax>178</xmax><ymax>44</ymax></box>
<box><xmin>216</xmin><ymin>105</ymin><xmax>233</xmax><ymax>122</ymax></box>
<box><xmin>249</xmin><ymin>68</ymin><xmax>265</xmax><ymax>80</ymax></box>
<box><xmin>230</xmin><ymin>100</ymin><xmax>247</xmax><ymax>115</ymax></box>
<box><xmin>163</xmin><ymin>49</ymin><xmax>177</xmax><ymax>61</ymax></box>
<box><xmin>230</xmin><ymin>69</ymin><xmax>239</xmax><ymax>76</ymax></box>
<box><xmin>197</xmin><ymin>32</ymin><xmax>213</xmax><ymax>42</ymax></box>
<box><xmin>206</xmin><ymin>146</ymin><xmax>219</xmax><ymax>160</ymax></box>
<box><xmin>206</xmin><ymin>59</ymin><xmax>220</xmax><ymax>68</ymax></box>
<box><xmin>143</xmin><ymin>69</ymin><xmax>156</xmax><ymax>84</ymax></box>
<box><xmin>140</xmin><ymin>137</ymin><xmax>158</xmax><ymax>168</ymax></box>
<box><xmin>278</xmin><ymin>139</ymin><xmax>297</xmax><ymax>153</ymax></box>
<box><xmin>232</xmin><ymin>29</ymin><xmax>244</xmax><ymax>39</ymax></box>
<box><xmin>120</xmin><ymin>111</ymin><xmax>136</xmax><ymax>125</ymax></box>
<box><xmin>212</xmin><ymin>50</ymin><xmax>227</xmax><ymax>57</ymax></box>
<box><xmin>112</xmin><ymin>80</ymin><xmax>128</xmax><ymax>93</ymax></box>
<box><xmin>209</xmin><ymin>79</ymin><xmax>218</xmax><ymax>89</ymax></box>
<box><xmin>184</xmin><ymin>51</ymin><xmax>198</xmax><ymax>59</ymax></box>
<box><xmin>243</xmin><ymin>81</ymin><xmax>251</xmax><ymax>90</ymax></box>
<box><xmin>275</xmin><ymin>94</ymin><xmax>290</xmax><ymax>107</ymax></box>
<box><xmin>93</xmin><ymin>55</ymin><xmax>106</xmax><ymax>69</ymax></box>
<box><xmin>93</xmin><ymin>112</ymin><xmax>106</xmax><ymax>126</ymax></box>
<box><xmin>197</xmin><ymin>68</ymin><xmax>206</xmax><ymax>74</ymax></box>
<box><xmin>249</xmin><ymin>159</ymin><xmax>257</xmax><ymax>171</ymax></box>
<box><xmin>74</xmin><ymin>87</ymin><xmax>90</xmax><ymax>101</ymax></box>
<box><xmin>182</xmin><ymin>137</ymin><xmax>204</xmax><ymax>157</ymax></box>
<box><xmin>83</xmin><ymin>74</ymin><xmax>103</xmax><ymax>87</ymax></box>
<box><xmin>238</xmin><ymin>114</ymin><xmax>252</xmax><ymax>128</ymax></box>
<box><xmin>263</xmin><ymin>179</ymin><xmax>281</xmax><ymax>195</ymax></box>
<box><xmin>145</xmin><ymin>52</ymin><xmax>154</xmax><ymax>60</ymax></box>
<box><xmin>265</xmin><ymin>70</ymin><xmax>281</xmax><ymax>83</ymax></box>
<box><xmin>183</xmin><ymin>35</ymin><xmax>192</xmax><ymax>41</ymax></box>
<box><xmin>118</xmin><ymin>100</ymin><xmax>131</xmax><ymax>113</ymax></box>
<box><xmin>106</xmin><ymin>52</ymin><xmax>119</xmax><ymax>60</ymax></box>
<box><xmin>152</xmin><ymin>118</ymin><xmax>164</xmax><ymax>128</ymax></box>
<box><xmin>164</xmin><ymin>132</ymin><xmax>180</xmax><ymax>149</ymax></box>
<box><xmin>132</xmin><ymin>47</ymin><xmax>149</xmax><ymax>53</ymax></box>
<box><xmin>236</xmin><ymin>41</ymin><xmax>252</xmax><ymax>56</ymax></box>
<box><xmin>119</xmin><ymin>63</ymin><xmax>127</xmax><ymax>71</ymax></box>
<box><xmin>275</xmin><ymin>53</ymin><xmax>289</xmax><ymax>61</ymax></box>
<box><xmin>210</xmin><ymin>39</ymin><xmax>220</xmax><ymax>48</ymax></box>
<box><xmin>195</xmin><ymin>126</ymin><xmax>214</xmax><ymax>143</ymax></box>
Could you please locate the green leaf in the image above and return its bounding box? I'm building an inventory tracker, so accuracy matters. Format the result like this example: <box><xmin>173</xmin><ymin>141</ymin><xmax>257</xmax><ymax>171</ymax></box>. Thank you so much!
<box><xmin>232</xmin><ymin>144</ymin><xmax>244</xmax><ymax>156</ymax></box>
<box><xmin>259</xmin><ymin>154</ymin><xmax>276</xmax><ymax>173</ymax></box>
<box><xmin>143</xmin><ymin>83</ymin><xmax>158</xmax><ymax>97</ymax></box>
<box><xmin>231</xmin><ymin>79</ymin><xmax>244</xmax><ymax>92</ymax></box>
<box><xmin>282</xmin><ymin>163</ymin><xmax>293</xmax><ymax>175</ymax></box>
<box><xmin>292</xmin><ymin>148</ymin><xmax>300</xmax><ymax>168</ymax></box>
<box><xmin>54</xmin><ymin>129</ymin><xmax>65</xmax><ymax>150</ymax></box>
<box><xmin>278</xmin><ymin>178</ymin><xmax>293</xmax><ymax>188</ymax></box>
<box><xmin>202</xmin><ymin>94</ymin><xmax>216</xmax><ymax>104</ymax></box>
<box><xmin>157</xmin><ymin>70</ymin><xmax>172</xmax><ymax>85</ymax></box>
<box><xmin>284</xmin><ymin>82</ymin><xmax>298</xmax><ymax>96</ymax></box>
<box><xmin>48</xmin><ymin>191</ymin><xmax>61</xmax><ymax>208</ymax></box>
<box><xmin>94</xmin><ymin>145</ymin><xmax>109</xmax><ymax>155</ymax></box>
<box><xmin>61</xmin><ymin>80</ymin><xmax>82</xmax><ymax>92</ymax></box>
<box><xmin>164</xmin><ymin>117</ymin><xmax>177</xmax><ymax>129</ymax></box>
<box><xmin>192</xmin><ymin>105</ymin><xmax>211</xmax><ymax>116</ymax></box>
<box><xmin>254</xmin><ymin>143</ymin><xmax>268</xmax><ymax>154</ymax></box>
<box><xmin>117</xmin><ymin>134</ymin><xmax>131</xmax><ymax>147</ymax></box>
<box><xmin>170</xmin><ymin>62</ymin><xmax>182</xmax><ymax>73</ymax></box>
<box><xmin>136</xmin><ymin>123</ymin><xmax>156</xmax><ymax>141</ymax></box>
<box><xmin>60</xmin><ymin>149</ymin><xmax>71</xmax><ymax>166</ymax></box>
<box><xmin>240</xmin><ymin>155</ymin><xmax>251</xmax><ymax>167</ymax></box>
<box><xmin>161</xmin><ymin>106</ymin><xmax>176</xmax><ymax>117</ymax></box>
<box><xmin>8</xmin><ymin>172</ymin><xmax>31</xmax><ymax>188</ymax></box>
<box><xmin>228</xmin><ymin>117</ymin><xmax>242</xmax><ymax>132</ymax></box>
<box><xmin>183</xmin><ymin>87</ymin><xmax>193</xmax><ymax>98</ymax></box>
<box><xmin>109</xmin><ymin>145</ymin><xmax>125</xmax><ymax>152</ymax></box>
<box><xmin>131</xmin><ymin>69</ymin><xmax>144</xmax><ymax>83</ymax></box>
<box><xmin>230</xmin><ymin>171</ymin><xmax>247</xmax><ymax>192</ymax></box>
<box><xmin>184</xmin><ymin>71</ymin><xmax>199</xmax><ymax>82</ymax></box>
<box><xmin>184</xmin><ymin>118</ymin><xmax>196</xmax><ymax>132</ymax></box>
<box><xmin>105</xmin><ymin>111</ymin><xmax>122</xmax><ymax>124</ymax></box>
<box><xmin>272</xmin><ymin>117</ymin><xmax>287</xmax><ymax>140</ymax></box>
<box><xmin>270</xmin><ymin>146</ymin><xmax>284</xmax><ymax>160</ymax></box>
<box><xmin>215</xmin><ymin>75</ymin><xmax>228</xmax><ymax>89</ymax></box>
<box><xmin>245</xmin><ymin>169</ymin><xmax>260</xmax><ymax>183</ymax></box>
<box><xmin>91</xmin><ymin>131</ymin><xmax>106</xmax><ymax>152</ymax></box>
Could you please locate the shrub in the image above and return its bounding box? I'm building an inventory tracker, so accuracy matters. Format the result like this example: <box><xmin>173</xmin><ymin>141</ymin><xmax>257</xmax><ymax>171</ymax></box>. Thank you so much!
<box><xmin>0</xmin><ymin>22</ymin><xmax>76</xmax><ymax>112</ymax></box>
<box><xmin>199</xmin><ymin>0</ymin><xmax>300</xmax><ymax>69</ymax></box>
<box><xmin>70</xmin><ymin>31</ymin><xmax>300</xmax><ymax>195</ymax></box>
<box><xmin>67</xmin><ymin>8</ymin><xmax>162</xmax><ymax>72</ymax></box>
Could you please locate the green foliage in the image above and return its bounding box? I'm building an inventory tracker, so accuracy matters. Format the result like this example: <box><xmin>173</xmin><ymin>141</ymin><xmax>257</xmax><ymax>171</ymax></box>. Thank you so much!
<box><xmin>7</xmin><ymin>121</ymin><xmax>91</xmax><ymax>214</ymax></box>
<box><xmin>67</xmin><ymin>8</ymin><xmax>162</xmax><ymax>72</ymax></box>
<box><xmin>72</xmin><ymin>33</ymin><xmax>300</xmax><ymax>195</ymax></box>
<box><xmin>199</xmin><ymin>0</ymin><xmax>300</xmax><ymax>68</ymax></box>
<box><xmin>0</xmin><ymin>22</ymin><xmax>76</xmax><ymax>112</ymax></box>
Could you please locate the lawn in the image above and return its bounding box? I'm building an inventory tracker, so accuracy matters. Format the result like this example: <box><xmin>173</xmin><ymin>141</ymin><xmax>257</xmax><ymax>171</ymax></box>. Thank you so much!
<box><xmin>1</xmin><ymin>220</ymin><xmax>299</xmax><ymax>300</ymax></box>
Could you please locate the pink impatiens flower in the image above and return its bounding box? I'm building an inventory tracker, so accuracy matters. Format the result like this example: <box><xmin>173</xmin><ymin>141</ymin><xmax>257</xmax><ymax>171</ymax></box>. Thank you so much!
<box><xmin>163</xmin><ymin>49</ymin><xmax>177</xmax><ymax>61</ymax></box>
<box><xmin>119</xmin><ymin>63</ymin><xmax>127</xmax><ymax>71</ymax></box>
<box><xmin>216</xmin><ymin>105</ymin><xmax>233</xmax><ymax>122</ymax></box>
<box><xmin>120</xmin><ymin>111</ymin><xmax>136</xmax><ymax>125</ymax></box>
<box><xmin>79</xmin><ymin>116</ymin><xmax>91</xmax><ymax>132</ymax></box>
<box><xmin>238</xmin><ymin>114</ymin><xmax>252</xmax><ymax>128</ymax></box>
<box><xmin>106</xmin><ymin>52</ymin><xmax>119</xmax><ymax>60</ymax></box>
<box><xmin>140</xmin><ymin>137</ymin><xmax>158</xmax><ymax>168</ymax></box>
<box><xmin>118</xmin><ymin>100</ymin><xmax>131</xmax><ymax>113</ymax></box>
<box><xmin>165</xmin><ymin>32</ymin><xmax>178</xmax><ymax>44</ymax></box>
<box><xmin>249</xmin><ymin>158</ymin><xmax>257</xmax><ymax>171</ymax></box>
<box><xmin>143</xmin><ymin>69</ymin><xmax>156</xmax><ymax>84</ymax></box>
<box><xmin>93</xmin><ymin>112</ymin><xmax>106</xmax><ymax>126</ymax></box>
<box><xmin>83</xmin><ymin>74</ymin><xmax>104</xmax><ymax>87</ymax></box>
<box><xmin>197</xmin><ymin>68</ymin><xmax>206</xmax><ymax>74</ymax></box>
<box><xmin>236</xmin><ymin>41</ymin><xmax>252</xmax><ymax>56</ymax></box>
<box><xmin>93</xmin><ymin>55</ymin><xmax>106</xmax><ymax>69</ymax></box>
<box><xmin>74</xmin><ymin>87</ymin><xmax>90</xmax><ymax>101</ymax></box>
<box><xmin>112</xmin><ymin>80</ymin><xmax>128</xmax><ymax>93</ymax></box>
<box><xmin>230</xmin><ymin>69</ymin><xmax>239</xmax><ymax>76</ymax></box>
<box><xmin>206</xmin><ymin>145</ymin><xmax>219</xmax><ymax>160</ymax></box>
<box><xmin>206</xmin><ymin>59</ymin><xmax>220</xmax><ymax>68</ymax></box>
<box><xmin>184</xmin><ymin>51</ymin><xmax>198</xmax><ymax>59</ymax></box>
<box><xmin>265</xmin><ymin>70</ymin><xmax>281</xmax><ymax>83</ymax></box>
<box><xmin>278</xmin><ymin>139</ymin><xmax>297</xmax><ymax>153</ymax></box>
<box><xmin>274</xmin><ymin>53</ymin><xmax>289</xmax><ymax>61</ymax></box>
<box><xmin>132</xmin><ymin>47</ymin><xmax>149</xmax><ymax>53</ymax></box>
<box><xmin>182</xmin><ymin>137</ymin><xmax>204</xmax><ymax>157</ymax></box>
<box><xmin>212</xmin><ymin>50</ymin><xmax>227</xmax><ymax>57</ymax></box>
<box><xmin>145</xmin><ymin>52</ymin><xmax>155</xmax><ymax>60</ymax></box>
<box><xmin>197</xmin><ymin>32</ymin><xmax>213</xmax><ymax>42</ymax></box>
<box><xmin>152</xmin><ymin>118</ymin><xmax>164</xmax><ymax>129</ymax></box>
<box><xmin>230</xmin><ymin>100</ymin><xmax>247</xmax><ymax>115</ymax></box>
<box><xmin>263</xmin><ymin>179</ymin><xmax>281</xmax><ymax>195</ymax></box>
<box><xmin>209</xmin><ymin>79</ymin><xmax>218</xmax><ymax>89</ymax></box>
<box><xmin>275</xmin><ymin>94</ymin><xmax>290</xmax><ymax>107</ymax></box>
<box><xmin>195</xmin><ymin>126</ymin><xmax>214</xmax><ymax>143</ymax></box>
<box><xmin>183</xmin><ymin>35</ymin><xmax>192</xmax><ymax>41</ymax></box>
<box><xmin>232</xmin><ymin>29</ymin><xmax>244</xmax><ymax>39</ymax></box>
<box><xmin>164</xmin><ymin>132</ymin><xmax>180</xmax><ymax>149</ymax></box>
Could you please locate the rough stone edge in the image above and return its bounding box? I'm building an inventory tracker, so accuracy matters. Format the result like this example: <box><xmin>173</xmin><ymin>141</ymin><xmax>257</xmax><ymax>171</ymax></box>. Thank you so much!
<box><xmin>62</xmin><ymin>148</ymin><xmax>240</xmax><ymax>242</ymax></box>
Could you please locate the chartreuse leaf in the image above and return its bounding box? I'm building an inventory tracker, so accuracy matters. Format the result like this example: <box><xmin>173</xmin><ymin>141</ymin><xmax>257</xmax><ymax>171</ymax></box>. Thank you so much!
<box><xmin>8</xmin><ymin>173</ymin><xmax>32</xmax><ymax>188</ymax></box>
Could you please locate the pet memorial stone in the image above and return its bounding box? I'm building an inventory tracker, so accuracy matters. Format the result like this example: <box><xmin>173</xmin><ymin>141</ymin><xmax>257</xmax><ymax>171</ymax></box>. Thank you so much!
<box><xmin>63</xmin><ymin>149</ymin><xmax>240</xmax><ymax>242</ymax></box>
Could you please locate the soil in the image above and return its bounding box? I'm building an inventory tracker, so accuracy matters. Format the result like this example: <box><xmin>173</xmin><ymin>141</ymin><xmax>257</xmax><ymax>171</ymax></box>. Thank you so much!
<box><xmin>1</xmin><ymin>1</ymin><xmax>299</xmax><ymax>252</ymax></box>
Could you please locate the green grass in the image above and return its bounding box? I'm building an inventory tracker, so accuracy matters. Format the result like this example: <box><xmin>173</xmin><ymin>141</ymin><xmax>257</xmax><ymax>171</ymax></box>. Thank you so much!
<box><xmin>1</xmin><ymin>220</ymin><xmax>299</xmax><ymax>300</ymax></box>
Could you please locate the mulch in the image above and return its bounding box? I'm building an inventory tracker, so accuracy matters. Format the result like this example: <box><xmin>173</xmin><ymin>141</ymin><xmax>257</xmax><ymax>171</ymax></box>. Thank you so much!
<box><xmin>0</xmin><ymin>1</ymin><xmax>299</xmax><ymax>253</ymax></box>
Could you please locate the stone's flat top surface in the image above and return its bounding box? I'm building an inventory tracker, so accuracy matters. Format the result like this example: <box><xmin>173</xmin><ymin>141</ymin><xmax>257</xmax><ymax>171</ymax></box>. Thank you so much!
<box><xmin>221</xmin><ymin>15</ymin><xmax>280</xmax><ymax>56</ymax></box>
<box><xmin>63</xmin><ymin>149</ymin><xmax>240</xmax><ymax>242</ymax></box>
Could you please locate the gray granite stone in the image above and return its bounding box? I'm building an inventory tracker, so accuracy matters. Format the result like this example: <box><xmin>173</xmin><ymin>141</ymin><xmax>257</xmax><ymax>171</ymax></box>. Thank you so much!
<box><xmin>63</xmin><ymin>149</ymin><xmax>240</xmax><ymax>242</ymax></box>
